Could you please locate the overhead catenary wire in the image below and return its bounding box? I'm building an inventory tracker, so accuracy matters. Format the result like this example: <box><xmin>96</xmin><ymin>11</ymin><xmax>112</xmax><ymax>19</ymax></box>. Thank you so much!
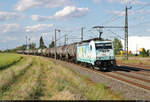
<box><xmin>130</xmin><ymin>20</ymin><xmax>150</xmax><ymax>28</ymax></box>
<box><xmin>128</xmin><ymin>2</ymin><xmax>150</xmax><ymax>21</ymax></box>
<box><xmin>101</xmin><ymin>7</ymin><xmax>126</xmax><ymax>26</ymax></box>
<box><xmin>33</xmin><ymin>2</ymin><xmax>150</xmax><ymax>49</ymax></box>
<box><xmin>134</xmin><ymin>2</ymin><xmax>150</xmax><ymax>11</ymax></box>
<box><xmin>102</xmin><ymin>2</ymin><xmax>150</xmax><ymax>28</ymax></box>
<box><xmin>102</xmin><ymin>16</ymin><xmax>123</xmax><ymax>25</ymax></box>
<box><xmin>106</xmin><ymin>29</ymin><xmax>124</xmax><ymax>40</ymax></box>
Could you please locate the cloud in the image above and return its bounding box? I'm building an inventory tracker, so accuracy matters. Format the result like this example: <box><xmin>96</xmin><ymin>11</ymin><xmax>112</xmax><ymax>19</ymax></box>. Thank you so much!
<box><xmin>25</xmin><ymin>24</ymin><xmax>54</xmax><ymax>32</ymax></box>
<box><xmin>0</xmin><ymin>11</ymin><xmax>24</xmax><ymax>21</ymax></box>
<box><xmin>15</xmin><ymin>0</ymin><xmax>71</xmax><ymax>11</ymax></box>
<box><xmin>1</xmin><ymin>36</ymin><xmax>18</xmax><ymax>43</ymax></box>
<box><xmin>31</xmin><ymin>15</ymin><xmax>52</xmax><ymax>22</ymax></box>
<box><xmin>0</xmin><ymin>24</ymin><xmax>21</xmax><ymax>33</ymax></box>
<box><xmin>31</xmin><ymin>6</ymin><xmax>89</xmax><ymax>21</ymax></box>
<box><xmin>92</xmin><ymin>0</ymin><xmax>101</xmax><ymax>3</ymax></box>
<box><xmin>0</xmin><ymin>23</ymin><xmax>54</xmax><ymax>35</ymax></box>
<box><xmin>108</xmin><ymin>0</ymin><xmax>147</xmax><ymax>5</ymax></box>
<box><xmin>147</xmin><ymin>29</ymin><xmax>150</xmax><ymax>32</ymax></box>
<box><xmin>54</xmin><ymin>6</ymin><xmax>89</xmax><ymax>18</ymax></box>
<box><xmin>0</xmin><ymin>23</ymin><xmax>54</xmax><ymax>50</ymax></box>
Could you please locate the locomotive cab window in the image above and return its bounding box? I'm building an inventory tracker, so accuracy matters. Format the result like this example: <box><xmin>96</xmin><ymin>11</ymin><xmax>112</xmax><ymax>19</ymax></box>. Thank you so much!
<box><xmin>104</xmin><ymin>43</ymin><xmax>112</xmax><ymax>49</ymax></box>
<box><xmin>95</xmin><ymin>43</ymin><xmax>112</xmax><ymax>50</ymax></box>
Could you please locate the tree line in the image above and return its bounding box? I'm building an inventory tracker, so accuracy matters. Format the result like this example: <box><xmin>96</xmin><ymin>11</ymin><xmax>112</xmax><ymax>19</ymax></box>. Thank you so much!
<box><xmin>18</xmin><ymin>36</ymin><xmax>55</xmax><ymax>50</ymax></box>
<box><xmin>3</xmin><ymin>36</ymin><xmax>150</xmax><ymax>57</ymax></box>
<box><xmin>3</xmin><ymin>36</ymin><xmax>54</xmax><ymax>53</ymax></box>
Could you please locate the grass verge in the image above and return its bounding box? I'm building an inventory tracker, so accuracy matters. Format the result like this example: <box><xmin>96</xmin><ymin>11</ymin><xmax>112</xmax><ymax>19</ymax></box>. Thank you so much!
<box><xmin>0</xmin><ymin>56</ymin><xmax>33</xmax><ymax>94</ymax></box>
<box><xmin>116</xmin><ymin>56</ymin><xmax>150</xmax><ymax>65</ymax></box>
<box><xmin>38</xmin><ymin>57</ymin><xmax>124</xmax><ymax>100</ymax></box>
<box><xmin>0</xmin><ymin>57</ymin><xmax>41</xmax><ymax>100</ymax></box>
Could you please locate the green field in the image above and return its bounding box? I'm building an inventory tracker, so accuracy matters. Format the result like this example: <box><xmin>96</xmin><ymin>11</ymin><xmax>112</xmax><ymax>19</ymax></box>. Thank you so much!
<box><xmin>0</xmin><ymin>53</ymin><xmax>123</xmax><ymax>100</ymax></box>
<box><xmin>116</xmin><ymin>56</ymin><xmax>150</xmax><ymax>65</ymax></box>
<box><xmin>0</xmin><ymin>53</ymin><xmax>22</xmax><ymax>70</ymax></box>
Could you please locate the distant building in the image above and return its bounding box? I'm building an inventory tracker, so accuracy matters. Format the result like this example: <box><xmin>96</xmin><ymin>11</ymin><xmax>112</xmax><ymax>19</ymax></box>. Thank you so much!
<box><xmin>121</xmin><ymin>36</ymin><xmax>150</xmax><ymax>54</ymax></box>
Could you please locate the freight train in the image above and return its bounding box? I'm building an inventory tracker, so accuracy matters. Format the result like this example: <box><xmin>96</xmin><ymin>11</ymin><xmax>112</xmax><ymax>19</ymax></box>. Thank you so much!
<box><xmin>17</xmin><ymin>38</ymin><xmax>116</xmax><ymax>71</ymax></box>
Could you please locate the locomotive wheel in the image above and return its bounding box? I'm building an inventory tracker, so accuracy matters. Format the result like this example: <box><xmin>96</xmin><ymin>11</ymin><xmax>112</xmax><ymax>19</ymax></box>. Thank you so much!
<box><xmin>91</xmin><ymin>65</ymin><xmax>100</xmax><ymax>70</ymax></box>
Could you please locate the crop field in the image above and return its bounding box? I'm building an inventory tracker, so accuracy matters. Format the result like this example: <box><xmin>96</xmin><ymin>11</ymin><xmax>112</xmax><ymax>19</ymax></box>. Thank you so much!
<box><xmin>0</xmin><ymin>53</ymin><xmax>22</xmax><ymax>70</ymax></box>
<box><xmin>0</xmin><ymin>53</ymin><xmax>123</xmax><ymax>100</ymax></box>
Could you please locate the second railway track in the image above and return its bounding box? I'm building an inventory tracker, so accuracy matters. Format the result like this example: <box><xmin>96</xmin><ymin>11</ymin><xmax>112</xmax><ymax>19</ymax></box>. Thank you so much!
<box><xmin>50</xmin><ymin>58</ymin><xmax>150</xmax><ymax>93</ymax></box>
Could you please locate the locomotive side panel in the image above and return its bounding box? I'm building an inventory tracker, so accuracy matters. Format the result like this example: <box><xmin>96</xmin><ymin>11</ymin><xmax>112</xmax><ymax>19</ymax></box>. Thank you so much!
<box><xmin>77</xmin><ymin>42</ymin><xmax>95</xmax><ymax>65</ymax></box>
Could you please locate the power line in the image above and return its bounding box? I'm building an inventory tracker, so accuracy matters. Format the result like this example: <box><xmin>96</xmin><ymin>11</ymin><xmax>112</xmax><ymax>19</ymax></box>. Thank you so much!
<box><xmin>126</xmin><ymin>3</ymin><xmax>150</xmax><ymax>29</ymax></box>
<box><xmin>86</xmin><ymin>29</ymin><xmax>98</xmax><ymax>37</ymax></box>
<box><xmin>130</xmin><ymin>20</ymin><xmax>150</xmax><ymax>28</ymax></box>
<box><xmin>103</xmin><ymin>3</ymin><xmax>150</xmax><ymax>26</ymax></box>
<box><xmin>128</xmin><ymin>3</ymin><xmax>150</xmax><ymax>21</ymax></box>
<box><xmin>134</xmin><ymin>3</ymin><xmax>150</xmax><ymax>10</ymax></box>
<box><xmin>102</xmin><ymin>16</ymin><xmax>123</xmax><ymax>25</ymax></box>
<box><xmin>106</xmin><ymin>29</ymin><xmax>124</xmax><ymax>40</ymax></box>
<box><xmin>101</xmin><ymin>8</ymin><xmax>125</xmax><ymax>25</ymax></box>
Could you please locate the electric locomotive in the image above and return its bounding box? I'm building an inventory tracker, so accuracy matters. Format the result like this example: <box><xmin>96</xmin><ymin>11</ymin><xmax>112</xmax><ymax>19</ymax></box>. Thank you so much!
<box><xmin>77</xmin><ymin>39</ymin><xmax>116</xmax><ymax>71</ymax></box>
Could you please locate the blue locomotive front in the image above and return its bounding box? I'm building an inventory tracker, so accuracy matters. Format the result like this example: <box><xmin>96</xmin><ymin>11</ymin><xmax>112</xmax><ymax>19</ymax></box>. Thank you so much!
<box><xmin>77</xmin><ymin>40</ymin><xmax>116</xmax><ymax>71</ymax></box>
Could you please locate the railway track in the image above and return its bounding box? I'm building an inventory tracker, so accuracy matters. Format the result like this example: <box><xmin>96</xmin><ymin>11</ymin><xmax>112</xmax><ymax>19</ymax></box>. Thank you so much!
<box><xmin>115</xmin><ymin>66</ymin><xmax>150</xmax><ymax>77</ymax></box>
<box><xmin>84</xmin><ymin>67</ymin><xmax>150</xmax><ymax>92</ymax></box>
<box><xmin>53</xmin><ymin>59</ymin><xmax>150</xmax><ymax>93</ymax></box>
<box><xmin>117</xmin><ymin>63</ymin><xmax>150</xmax><ymax>71</ymax></box>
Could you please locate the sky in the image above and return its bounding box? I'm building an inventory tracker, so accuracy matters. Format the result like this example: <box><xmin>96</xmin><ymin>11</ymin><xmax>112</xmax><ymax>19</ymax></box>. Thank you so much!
<box><xmin>0</xmin><ymin>0</ymin><xmax>150</xmax><ymax>50</ymax></box>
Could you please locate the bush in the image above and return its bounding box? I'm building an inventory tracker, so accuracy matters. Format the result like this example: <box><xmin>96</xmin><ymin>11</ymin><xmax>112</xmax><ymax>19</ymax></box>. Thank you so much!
<box><xmin>140</xmin><ymin>49</ymin><xmax>148</xmax><ymax>57</ymax></box>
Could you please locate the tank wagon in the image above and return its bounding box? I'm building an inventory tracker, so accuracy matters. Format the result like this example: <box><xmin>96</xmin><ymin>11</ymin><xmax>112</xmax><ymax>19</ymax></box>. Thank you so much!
<box><xmin>17</xmin><ymin>38</ymin><xmax>116</xmax><ymax>71</ymax></box>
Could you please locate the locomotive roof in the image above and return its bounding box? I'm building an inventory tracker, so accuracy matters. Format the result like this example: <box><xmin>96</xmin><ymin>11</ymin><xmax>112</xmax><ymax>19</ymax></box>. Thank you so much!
<box><xmin>77</xmin><ymin>37</ymin><xmax>111</xmax><ymax>44</ymax></box>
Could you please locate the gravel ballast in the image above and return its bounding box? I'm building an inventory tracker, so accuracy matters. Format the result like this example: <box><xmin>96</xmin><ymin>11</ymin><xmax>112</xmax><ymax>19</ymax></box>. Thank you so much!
<box><xmin>50</xmin><ymin>59</ymin><xmax>150</xmax><ymax>100</ymax></box>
